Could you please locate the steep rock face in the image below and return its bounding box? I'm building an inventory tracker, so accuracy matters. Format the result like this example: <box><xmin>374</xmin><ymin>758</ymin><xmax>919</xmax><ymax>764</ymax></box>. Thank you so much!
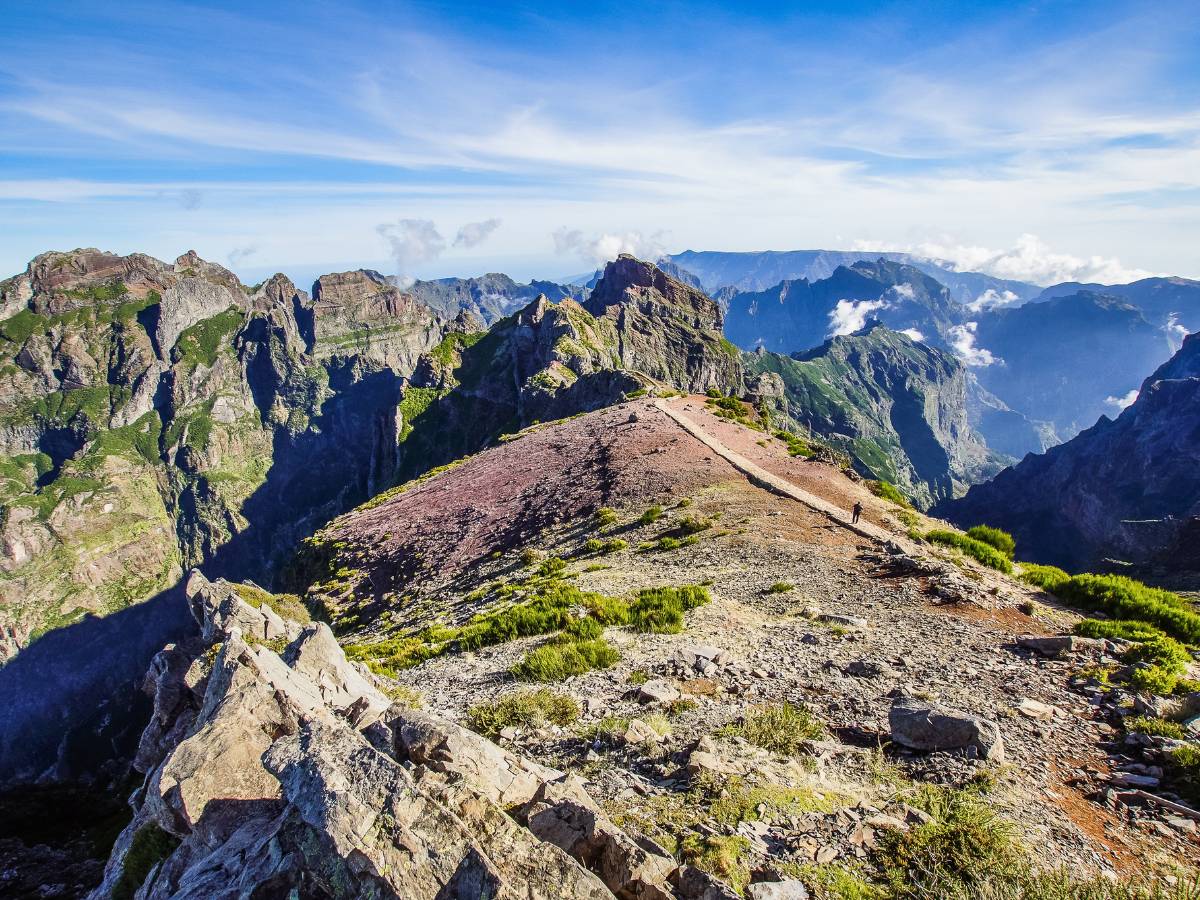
<box><xmin>722</xmin><ymin>260</ymin><xmax>963</xmax><ymax>355</ymax></box>
<box><xmin>88</xmin><ymin>571</ymin><xmax>678</xmax><ymax>899</ymax></box>
<box><xmin>935</xmin><ymin>332</ymin><xmax>1200</xmax><ymax>576</ymax></box>
<box><xmin>745</xmin><ymin>326</ymin><xmax>1002</xmax><ymax>507</ymax></box>
<box><xmin>0</xmin><ymin>250</ymin><xmax>448</xmax><ymax>657</ymax></box>
<box><xmin>971</xmin><ymin>291</ymin><xmax>1172</xmax><ymax>439</ymax></box>
<box><xmin>584</xmin><ymin>255</ymin><xmax>743</xmax><ymax>394</ymax></box>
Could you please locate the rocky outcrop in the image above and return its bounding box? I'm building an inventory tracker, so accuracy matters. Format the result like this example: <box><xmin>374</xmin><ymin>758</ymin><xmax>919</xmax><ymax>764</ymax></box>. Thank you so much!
<box><xmin>0</xmin><ymin>250</ymin><xmax>455</xmax><ymax>659</ymax></box>
<box><xmin>936</xmin><ymin>331</ymin><xmax>1200</xmax><ymax>576</ymax></box>
<box><xmin>746</xmin><ymin>325</ymin><xmax>1003</xmax><ymax>507</ymax></box>
<box><xmin>88</xmin><ymin>571</ymin><xmax>705</xmax><ymax>899</ymax></box>
<box><xmin>585</xmin><ymin>255</ymin><xmax>743</xmax><ymax>395</ymax></box>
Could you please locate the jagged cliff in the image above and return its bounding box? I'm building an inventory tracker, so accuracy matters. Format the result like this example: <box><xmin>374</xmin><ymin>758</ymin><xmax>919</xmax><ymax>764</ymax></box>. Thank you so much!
<box><xmin>744</xmin><ymin>325</ymin><xmax>1002</xmax><ymax>508</ymax></box>
<box><xmin>0</xmin><ymin>250</ymin><xmax>449</xmax><ymax>657</ymax></box>
<box><xmin>936</xmin><ymin>331</ymin><xmax>1200</xmax><ymax>577</ymax></box>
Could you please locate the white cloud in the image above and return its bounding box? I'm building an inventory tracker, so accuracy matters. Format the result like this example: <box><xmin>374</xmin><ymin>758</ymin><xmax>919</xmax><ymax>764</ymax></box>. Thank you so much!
<box><xmin>1167</xmin><ymin>312</ymin><xmax>1190</xmax><ymax>341</ymax></box>
<box><xmin>965</xmin><ymin>288</ymin><xmax>1021</xmax><ymax>313</ymax></box>
<box><xmin>552</xmin><ymin>228</ymin><xmax>669</xmax><ymax>267</ymax></box>
<box><xmin>1105</xmin><ymin>389</ymin><xmax>1139</xmax><ymax>410</ymax></box>
<box><xmin>376</xmin><ymin>218</ymin><xmax>447</xmax><ymax>287</ymax></box>
<box><xmin>899</xmin><ymin>328</ymin><xmax>925</xmax><ymax>342</ymax></box>
<box><xmin>889</xmin><ymin>283</ymin><xmax>915</xmax><ymax>300</ymax></box>
<box><xmin>948</xmin><ymin>321</ymin><xmax>999</xmax><ymax>366</ymax></box>
<box><xmin>828</xmin><ymin>298</ymin><xmax>887</xmax><ymax>336</ymax></box>
<box><xmin>853</xmin><ymin>234</ymin><xmax>1155</xmax><ymax>286</ymax></box>
<box><xmin>453</xmin><ymin>218</ymin><xmax>502</xmax><ymax>249</ymax></box>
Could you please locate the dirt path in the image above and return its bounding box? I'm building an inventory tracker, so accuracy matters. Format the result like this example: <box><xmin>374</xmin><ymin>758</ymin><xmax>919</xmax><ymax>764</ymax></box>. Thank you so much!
<box><xmin>654</xmin><ymin>398</ymin><xmax>905</xmax><ymax>548</ymax></box>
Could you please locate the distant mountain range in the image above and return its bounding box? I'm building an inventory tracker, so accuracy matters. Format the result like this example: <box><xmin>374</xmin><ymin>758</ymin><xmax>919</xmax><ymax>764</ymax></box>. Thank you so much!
<box><xmin>937</xmin><ymin>331</ymin><xmax>1200</xmax><ymax>578</ymax></box>
<box><xmin>665</xmin><ymin>249</ymin><xmax>1041</xmax><ymax>304</ymax></box>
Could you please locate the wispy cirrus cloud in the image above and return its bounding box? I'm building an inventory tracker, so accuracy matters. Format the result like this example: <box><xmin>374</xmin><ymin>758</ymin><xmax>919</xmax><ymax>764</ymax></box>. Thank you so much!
<box><xmin>0</xmin><ymin>2</ymin><xmax>1197</xmax><ymax>280</ymax></box>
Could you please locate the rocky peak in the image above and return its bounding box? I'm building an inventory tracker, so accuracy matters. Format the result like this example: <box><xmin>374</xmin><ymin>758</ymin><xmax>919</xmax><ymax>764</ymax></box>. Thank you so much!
<box><xmin>583</xmin><ymin>255</ymin><xmax>741</xmax><ymax>395</ymax></box>
<box><xmin>586</xmin><ymin>254</ymin><xmax>725</xmax><ymax>332</ymax></box>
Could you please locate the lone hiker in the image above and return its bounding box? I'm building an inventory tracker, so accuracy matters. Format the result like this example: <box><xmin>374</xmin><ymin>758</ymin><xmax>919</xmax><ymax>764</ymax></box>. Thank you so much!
<box><xmin>851</xmin><ymin>501</ymin><xmax>863</xmax><ymax>524</ymax></box>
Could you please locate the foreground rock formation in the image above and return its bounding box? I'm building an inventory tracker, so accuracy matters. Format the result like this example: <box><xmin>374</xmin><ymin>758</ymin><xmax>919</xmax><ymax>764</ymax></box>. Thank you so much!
<box><xmin>90</xmin><ymin>571</ymin><xmax>746</xmax><ymax>899</ymax></box>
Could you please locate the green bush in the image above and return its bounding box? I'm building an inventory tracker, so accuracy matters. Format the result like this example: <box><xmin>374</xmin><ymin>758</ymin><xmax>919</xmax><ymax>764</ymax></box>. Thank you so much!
<box><xmin>561</xmin><ymin>615</ymin><xmax>604</xmax><ymax>641</ymax></box>
<box><xmin>583</xmin><ymin>594</ymin><xmax>631</xmax><ymax>625</ymax></box>
<box><xmin>1073</xmin><ymin>619</ymin><xmax>1165</xmax><ymax>642</ymax></box>
<box><xmin>677</xmin><ymin>515</ymin><xmax>712</xmax><ymax>535</ymax></box>
<box><xmin>537</xmin><ymin>556</ymin><xmax>567</xmax><ymax>578</ymax></box>
<box><xmin>640</xmin><ymin>505</ymin><xmax>664</xmax><ymax>525</ymax></box>
<box><xmin>680</xmin><ymin>834</ymin><xmax>751</xmax><ymax>894</ymax></box>
<box><xmin>925</xmin><ymin>530</ymin><xmax>1013</xmax><ymax>573</ymax></box>
<box><xmin>1017</xmin><ymin>563</ymin><xmax>1071</xmax><ymax>593</ymax></box>
<box><xmin>1122</xmin><ymin>715</ymin><xmax>1187</xmax><ymax>740</ymax></box>
<box><xmin>464</xmin><ymin>688</ymin><xmax>580</xmax><ymax>738</ymax></box>
<box><xmin>510</xmin><ymin>638</ymin><xmax>620</xmax><ymax>681</ymax></box>
<box><xmin>595</xmin><ymin>507</ymin><xmax>618</xmax><ymax>527</ymax></box>
<box><xmin>584</xmin><ymin>538</ymin><xmax>604</xmax><ymax>554</ymax></box>
<box><xmin>345</xmin><ymin>636</ymin><xmax>441</xmax><ymax>676</ymax></box>
<box><xmin>867</xmin><ymin>480</ymin><xmax>912</xmax><ymax>509</ymax></box>
<box><xmin>1055</xmin><ymin>574</ymin><xmax>1200</xmax><ymax>644</ymax></box>
<box><xmin>875</xmin><ymin>786</ymin><xmax>1024</xmax><ymax>899</ymax></box>
<box><xmin>656</xmin><ymin>536</ymin><xmax>680</xmax><ymax>551</ymax></box>
<box><xmin>601</xmin><ymin>538</ymin><xmax>628</xmax><ymax>554</ymax></box>
<box><xmin>717</xmin><ymin>702</ymin><xmax>826</xmax><ymax>754</ymax></box>
<box><xmin>231</xmin><ymin>583</ymin><xmax>312</xmax><ymax>624</ymax></box>
<box><xmin>767</xmin><ymin>581</ymin><xmax>794</xmax><ymax>594</ymax></box>
<box><xmin>965</xmin><ymin>525</ymin><xmax>1016</xmax><ymax>559</ymax></box>
<box><xmin>628</xmin><ymin>585</ymin><xmax>712</xmax><ymax>634</ymax></box>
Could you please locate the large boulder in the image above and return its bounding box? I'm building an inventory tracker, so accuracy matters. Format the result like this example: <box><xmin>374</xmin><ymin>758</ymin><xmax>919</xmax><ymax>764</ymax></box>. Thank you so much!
<box><xmin>888</xmin><ymin>696</ymin><xmax>1005</xmax><ymax>762</ymax></box>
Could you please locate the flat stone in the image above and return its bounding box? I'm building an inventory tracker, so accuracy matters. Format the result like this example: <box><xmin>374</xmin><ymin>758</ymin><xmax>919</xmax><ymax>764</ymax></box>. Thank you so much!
<box><xmin>1016</xmin><ymin>698</ymin><xmax>1058</xmax><ymax>720</ymax></box>
<box><xmin>638</xmin><ymin>679</ymin><xmax>682</xmax><ymax>704</ymax></box>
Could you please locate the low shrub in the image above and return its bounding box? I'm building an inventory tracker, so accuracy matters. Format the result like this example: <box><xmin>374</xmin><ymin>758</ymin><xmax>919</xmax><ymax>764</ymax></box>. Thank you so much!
<box><xmin>464</xmin><ymin>688</ymin><xmax>581</xmax><ymax>738</ymax></box>
<box><xmin>774</xmin><ymin>429</ymin><xmax>815</xmax><ymax>458</ymax></box>
<box><xmin>717</xmin><ymin>702</ymin><xmax>826</xmax><ymax>754</ymax></box>
<box><xmin>867</xmin><ymin>480</ymin><xmax>912</xmax><ymax>509</ymax></box>
<box><xmin>767</xmin><ymin>581</ymin><xmax>794</xmax><ymax>594</ymax></box>
<box><xmin>657</xmin><ymin>536</ymin><xmax>680</xmax><ymax>552</ymax></box>
<box><xmin>677</xmin><ymin>515</ymin><xmax>712</xmax><ymax>535</ymax></box>
<box><xmin>925</xmin><ymin>530</ymin><xmax>1013</xmax><ymax>573</ymax></box>
<box><xmin>345</xmin><ymin>636</ymin><xmax>440</xmax><ymax>676</ymax></box>
<box><xmin>640</xmin><ymin>505</ymin><xmax>664</xmax><ymax>525</ymax></box>
<box><xmin>537</xmin><ymin>556</ymin><xmax>567</xmax><ymax>578</ymax></box>
<box><xmin>584</xmin><ymin>538</ymin><xmax>604</xmax><ymax>554</ymax></box>
<box><xmin>595</xmin><ymin>507</ymin><xmax>618</xmax><ymax>527</ymax></box>
<box><xmin>1054</xmin><ymin>574</ymin><xmax>1200</xmax><ymax>644</ymax></box>
<box><xmin>583</xmin><ymin>594</ymin><xmax>631</xmax><ymax>625</ymax></box>
<box><xmin>510</xmin><ymin>638</ymin><xmax>620</xmax><ymax>681</ymax></box>
<box><xmin>965</xmin><ymin>525</ymin><xmax>1016</xmax><ymax>558</ymax></box>
<box><xmin>628</xmin><ymin>585</ymin><xmax>711</xmax><ymax>634</ymax></box>
<box><xmin>874</xmin><ymin>786</ymin><xmax>1024</xmax><ymax>899</ymax></box>
<box><xmin>600</xmin><ymin>538</ymin><xmax>628</xmax><ymax>554</ymax></box>
<box><xmin>1122</xmin><ymin>715</ymin><xmax>1186</xmax><ymax>740</ymax></box>
<box><xmin>561</xmin><ymin>615</ymin><xmax>604</xmax><ymax>641</ymax></box>
<box><xmin>1074</xmin><ymin>619</ymin><xmax>1165</xmax><ymax>642</ymax></box>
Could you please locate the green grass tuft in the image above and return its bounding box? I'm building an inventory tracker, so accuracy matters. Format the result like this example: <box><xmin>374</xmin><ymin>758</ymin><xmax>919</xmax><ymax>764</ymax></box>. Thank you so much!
<box><xmin>628</xmin><ymin>585</ymin><xmax>711</xmax><ymax>634</ymax></box>
<box><xmin>464</xmin><ymin>688</ymin><xmax>580</xmax><ymax>738</ymax></box>
<box><xmin>717</xmin><ymin>701</ymin><xmax>826</xmax><ymax>754</ymax></box>
<box><xmin>965</xmin><ymin>525</ymin><xmax>1016</xmax><ymax>558</ymax></box>
<box><xmin>510</xmin><ymin>638</ymin><xmax>620</xmax><ymax>681</ymax></box>
<box><xmin>867</xmin><ymin>480</ymin><xmax>912</xmax><ymax>509</ymax></box>
<box><xmin>1019</xmin><ymin>563</ymin><xmax>1071</xmax><ymax>592</ymax></box>
<box><xmin>925</xmin><ymin>529</ymin><xmax>1013</xmax><ymax>573</ymax></box>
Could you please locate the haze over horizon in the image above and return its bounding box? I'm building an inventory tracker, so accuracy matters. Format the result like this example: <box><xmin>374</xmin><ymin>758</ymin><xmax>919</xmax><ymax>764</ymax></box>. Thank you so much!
<box><xmin>3</xmin><ymin>0</ymin><xmax>1199</xmax><ymax>286</ymax></box>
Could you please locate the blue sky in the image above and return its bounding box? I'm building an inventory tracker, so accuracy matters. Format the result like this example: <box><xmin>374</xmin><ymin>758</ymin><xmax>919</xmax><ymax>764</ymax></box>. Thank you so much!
<box><xmin>2</xmin><ymin>0</ymin><xmax>1199</xmax><ymax>287</ymax></box>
